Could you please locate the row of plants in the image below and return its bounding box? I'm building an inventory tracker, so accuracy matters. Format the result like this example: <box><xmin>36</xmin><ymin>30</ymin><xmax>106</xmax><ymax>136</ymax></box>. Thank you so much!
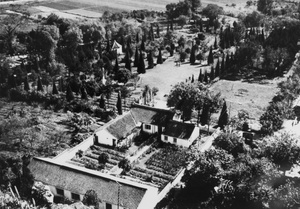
<box><xmin>85</xmin><ymin>152</ymin><xmax>118</xmax><ymax>166</ymax></box>
<box><xmin>91</xmin><ymin>145</ymin><xmax>125</xmax><ymax>158</ymax></box>
<box><xmin>133</xmin><ymin>166</ymin><xmax>173</xmax><ymax>181</ymax></box>
<box><xmin>145</xmin><ymin>144</ymin><xmax>188</xmax><ymax>176</ymax></box>
<box><xmin>128</xmin><ymin>169</ymin><xmax>169</xmax><ymax>188</ymax></box>
<box><xmin>91</xmin><ymin>150</ymin><xmax>123</xmax><ymax>161</ymax></box>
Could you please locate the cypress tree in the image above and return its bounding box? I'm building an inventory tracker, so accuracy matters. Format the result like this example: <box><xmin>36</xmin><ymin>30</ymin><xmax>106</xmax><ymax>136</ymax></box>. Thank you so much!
<box><xmin>157</xmin><ymin>24</ymin><xmax>160</xmax><ymax>38</ymax></box>
<box><xmin>157</xmin><ymin>49</ymin><xmax>163</xmax><ymax>64</ymax></box>
<box><xmin>215</xmin><ymin>58</ymin><xmax>220</xmax><ymax>77</ymax></box>
<box><xmin>206</xmin><ymin>23</ymin><xmax>209</xmax><ymax>33</ymax></box>
<box><xmin>198</xmin><ymin>69</ymin><xmax>203</xmax><ymax>82</ymax></box>
<box><xmin>134</xmin><ymin>46</ymin><xmax>139</xmax><ymax>67</ymax></box>
<box><xmin>225</xmin><ymin>53</ymin><xmax>230</xmax><ymax>72</ymax></box>
<box><xmin>66</xmin><ymin>85</ymin><xmax>74</xmax><ymax>102</ymax></box>
<box><xmin>37</xmin><ymin>77</ymin><xmax>44</xmax><ymax>92</ymax></box>
<box><xmin>125</xmin><ymin>50</ymin><xmax>131</xmax><ymax>71</ymax></box>
<box><xmin>141</xmin><ymin>39</ymin><xmax>145</xmax><ymax>51</ymax></box>
<box><xmin>24</xmin><ymin>76</ymin><xmax>30</xmax><ymax>91</ymax></box>
<box><xmin>106</xmin><ymin>38</ymin><xmax>110</xmax><ymax>52</ymax></box>
<box><xmin>171</xmin><ymin>20</ymin><xmax>174</xmax><ymax>31</ymax></box>
<box><xmin>120</xmin><ymin>35</ymin><xmax>125</xmax><ymax>53</ymax></box>
<box><xmin>200</xmin><ymin>103</ymin><xmax>209</xmax><ymax>125</ymax></box>
<box><xmin>147</xmin><ymin>50</ymin><xmax>154</xmax><ymax>69</ymax></box>
<box><xmin>151</xmin><ymin>25</ymin><xmax>154</xmax><ymax>41</ymax></box>
<box><xmin>210</xmin><ymin>65</ymin><xmax>215</xmax><ymax>81</ymax></box>
<box><xmin>136</xmin><ymin>33</ymin><xmax>139</xmax><ymax>43</ymax></box>
<box><xmin>204</xmin><ymin>70</ymin><xmax>209</xmax><ymax>83</ymax></box>
<box><xmin>214</xmin><ymin>36</ymin><xmax>218</xmax><ymax>49</ymax></box>
<box><xmin>100</xmin><ymin>94</ymin><xmax>106</xmax><ymax>109</ymax></box>
<box><xmin>81</xmin><ymin>86</ymin><xmax>88</xmax><ymax>100</ymax></box>
<box><xmin>114</xmin><ymin>58</ymin><xmax>119</xmax><ymax>75</ymax></box>
<box><xmin>138</xmin><ymin>50</ymin><xmax>145</xmax><ymax>74</ymax></box>
<box><xmin>52</xmin><ymin>80</ymin><xmax>58</xmax><ymax>94</ymax></box>
<box><xmin>59</xmin><ymin>77</ymin><xmax>64</xmax><ymax>92</ymax></box>
<box><xmin>142</xmin><ymin>32</ymin><xmax>147</xmax><ymax>42</ymax></box>
<box><xmin>167</xmin><ymin>24</ymin><xmax>169</xmax><ymax>32</ymax></box>
<box><xmin>190</xmin><ymin>47</ymin><xmax>196</xmax><ymax>65</ymax></box>
<box><xmin>191</xmin><ymin>74</ymin><xmax>194</xmax><ymax>83</ymax></box>
<box><xmin>261</xmin><ymin>29</ymin><xmax>265</xmax><ymax>43</ymax></box>
<box><xmin>220</xmin><ymin>54</ymin><xmax>225</xmax><ymax>77</ymax></box>
<box><xmin>218</xmin><ymin>100</ymin><xmax>229</xmax><ymax>129</ymax></box>
<box><xmin>116</xmin><ymin>91</ymin><xmax>122</xmax><ymax>115</ymax></box>
<box><xmin>208</xmin><ymin>46</ymin><xmax>213</xmax><ymax>65</ymax></box>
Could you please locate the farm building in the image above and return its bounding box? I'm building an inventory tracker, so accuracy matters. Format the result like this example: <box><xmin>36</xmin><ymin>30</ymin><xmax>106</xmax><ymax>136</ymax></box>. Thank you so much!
<box><xmin>29</xmin><ymin>157</ymin><xmax>158</xmax><ymax>209</ymax></box>
<box><xmin>94</xmin><ymin>112</ymin><xmax>139</xmax><ymax>147</ymax></box>
<box><xmin>130</xmin><ymin>104</ymin><xmax>174</xmax><ymax>134</ymax></box>
<box><xmin>161</xmin><ymin>121</ymin><xmax>199</xmax><ymax>147</ymax></box>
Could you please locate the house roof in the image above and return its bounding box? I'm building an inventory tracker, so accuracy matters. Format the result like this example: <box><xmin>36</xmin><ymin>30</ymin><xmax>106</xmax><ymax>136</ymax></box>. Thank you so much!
<box><xmin>112</xmin><ymin>40</ymin><xmax>122</xmax><ymax>51</ymax></box>
<box><xmin>163</xmin><ymin>121</ymin><xmax>196</xmax><ymax>140</ymax></box>
<box><xmin>106</xmin><ymin>112</ymin><xmax>137</xmax><ymax>139</ymax></box>
<box><xmin>130</xmin><ymin>104</ymin><xmax>174</xmax><ymax>127</ymax></box>
<box><xmin>28</xmin><ymin>158</ymin><xmax>147</xmax><ymax>209</ymax></box>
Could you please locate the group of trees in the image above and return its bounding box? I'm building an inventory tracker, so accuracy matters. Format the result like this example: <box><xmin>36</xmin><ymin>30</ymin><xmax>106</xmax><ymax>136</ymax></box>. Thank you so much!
<box><xmin>158</xmin><ymin>131</ymin><xmax>300</xmax><ymax>209</ymax></box>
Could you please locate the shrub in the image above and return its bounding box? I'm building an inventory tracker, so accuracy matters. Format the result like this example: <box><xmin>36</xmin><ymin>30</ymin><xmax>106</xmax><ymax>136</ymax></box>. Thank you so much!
<box><xmin>98</xmin><ymin>153</ymin><xmax>109</xmax><ymax>165</ymax></box>
<box><xmin>83</xmin><ymin>190</ymin><xmax>98</xmax><ymax>206</ymax></box>
<box><xmin>118</xmin><ymin>158</ymin><xmax>131</xmax><ymax>172</ymax></box>
<box><xmin>260</xmin><ymin>102</ymin><xmax>284</xmax><ymax>135</ymax></box>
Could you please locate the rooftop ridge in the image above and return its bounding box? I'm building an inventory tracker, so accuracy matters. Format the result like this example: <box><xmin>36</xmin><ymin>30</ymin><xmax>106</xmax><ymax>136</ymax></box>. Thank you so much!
<box><xmin>131</xmin><ymin>103</ymin><xmax>172</xmax><ymax>112</ymax></box>
<box><xmin>33</xmin><ymin>157</ymin><xmax>158</xmax><ymax>191</ymax></box>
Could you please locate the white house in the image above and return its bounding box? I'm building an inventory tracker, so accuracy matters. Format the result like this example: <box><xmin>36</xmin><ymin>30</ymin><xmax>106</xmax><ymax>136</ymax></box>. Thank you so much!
<box><xmin>29</xmin><ymin>157</ymin><xmax>159</xmax><ymax>209</ymax></box>
<box><xmin>112</xmin><ymin>40</ymin><xmax>123</xmax><ymax>55</ymax></box>
<box><xmin>130</xmin><ymin>104</ymin><xmax>174</xmax><ymax>135</ymax></box>
<box><xmin>161</xmin><ymin>121</ymin><xmax>199</xmax><ymax>147</ymax></box>
<box><xmin>94</xmin><ymin>112</ymin><xmax>138</xmax><ymax>147</ymax></box>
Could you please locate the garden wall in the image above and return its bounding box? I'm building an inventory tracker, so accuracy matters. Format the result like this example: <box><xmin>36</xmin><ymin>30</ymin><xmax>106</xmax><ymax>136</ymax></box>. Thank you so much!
<box><xmin>156</xmin><ymin>168</ymin><xmax>185</xmax><ymax>203</ymax></box>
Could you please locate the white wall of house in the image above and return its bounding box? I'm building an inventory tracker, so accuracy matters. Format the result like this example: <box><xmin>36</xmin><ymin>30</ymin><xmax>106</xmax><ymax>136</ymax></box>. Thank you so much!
<box><xmin>95</xmin><ymin>129</ymin><xmax>117</xmax><ymax>146</ymax></box>
<box><xmin>142</xmin><ymin>124</ymin><xmax>158</xmax><ymax>134</ymax></box>
<box><xmin>161</xmin><ymin>126</ymin><xmax>199</xmax><ymax>147</ymax></box>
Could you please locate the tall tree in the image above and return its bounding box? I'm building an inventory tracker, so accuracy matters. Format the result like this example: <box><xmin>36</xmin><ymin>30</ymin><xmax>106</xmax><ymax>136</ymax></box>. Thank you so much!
<box><xmin>125</xmin><ymin>50</ymin><xmax>131</xmax><ymax>71</ymax></box>
<box><xmin>214</xmin><ymin>36</ymin><xmax>218</xmax><ymax>49</ymax></box>
<box><xmin>116</xmin><ymin>91</ymin><xmax>123</xmax><ymax>115</ymax></box>
<box><xmin>106</xmin><ymin>38</ymin><xmax>110</xmax><ymax>52</ymax></box>
<box><xmin>137</xmin><ymin>50</ymin><xmax>146</xmax><ymax>74</ymax></box>
<box><xmin>191</xmin><ymin>74</ymin><xmax>194</xmax><ymax>83</ymax></box>
<box><xmin>157</xmin><ymin>24</ymin><xmax>160</xmax><ymax>38</ymax></box>
<box><xmin>215</xmin><ymin>58</ymin><xmax>220</xmax><ymax>77</ymax></box>
<box><xmin>134</xmin><ymin>46</ymin><xmax>139</xmax><ymax>67</ymax></box>
<box><xmin>190</xmin><ymin>47</ymin><xmax>196</xmax><ymax>65</ymax></box>
<box><xmin>198</xmin><ymin>69</ymin><xmax>203</xmax><ymax>82</ymax></box>
<box><xmin>200</xmin><ymin>103</ymin><xmax>209</xmax><ymax>125</ymax></box>
<box><xmin>100</xmin><ymin>94</ymin><xmax>106</xmax><ymax>109</ymax></box>
<box><xmin>220</xmin><ymin>54</ymin><xmax>225</xmax><ymax>77</ymax></box>
<box><xmin>37</xmin><ymin>77</ymin><xmax>44</xmax><ymax>92</ymax></box>
<box><xmin>24</xmin><ymin>76</ymin><xmax>30</xmax><ymax>91</ymax></box>
<box><xmin>204</xmin><ymin>70</ymin><xmax>209</xmax><ymax>83</ymax></box>
<box><xmin>157</xmin><ymin>49</ymin><xmax>163</xmax><ymax>64</ymax></box>
<box><xmin>141</xmin><ymin>39</ymin><xmax>145</xmax><ymax>51</ymax></box>
<box><xmin>114</xmin><ymin>58</ymin><xmax>119</xmax><ymax>75</ymax></box>
<box><xmin>147</xmin><ymin>50</ymin><xmax>154</xmax><ymax>69</ymax></box>
<box><xmin>66</xmin><ymin>85</ymin><xmax>74</xmax><ymax>102</ymax></box>
<box><xmin>210</xmin><ymin>65</ymin><xmax>215</xmax><ymax>81</ymax></box>
<box><xmin>218</xmin><ymin>100</ymin><xmax>229</xmax><ymax>129</ymax></box>
<box><xmin>52</xmin><ymin>80</ymin><xmax>58</xmax><ymax>94</ymax></box>
<box><xmin>81</xmin><ymin>86</ymin><xmax>88</xmax><ymax>100</ymax></box>
<box><xmin>136</xmin><ymin>32</ymin><xmax>139</xmax><ymax>43</ymax></box>
<box><xmin>208</xmin><ymin>46</ymin><xmax>214</xmax><ymax>65</ymax></box>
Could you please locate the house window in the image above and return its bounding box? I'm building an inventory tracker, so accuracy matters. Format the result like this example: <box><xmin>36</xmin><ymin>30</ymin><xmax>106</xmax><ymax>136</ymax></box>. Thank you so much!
<box><xmin>145</xmin><ymin>124</ymin><xmax>151</xmax><ymax>130</ymax></box>
<box><xmin>164</xmin><ymin>136</ymin><xmax>168</xmax><ymax>141</ymax></box>
<box><xmin>56</xmin><ymin>188</ymin><xmax>64</xmax><ymax>196</ymax></box>
<box><xmin>173</xmin><ymin>137</ymin><xmax>177</xmax><ymax>143</ymax></box>
<box><xmin>106</xmin><ymin>203</ymin><xmax>112</xmax><ymax>209</ymax></box>
<box><xmin>71</xmin><ymin>193</ymin><xmax>80</xmax><ymax>201</ymax></box>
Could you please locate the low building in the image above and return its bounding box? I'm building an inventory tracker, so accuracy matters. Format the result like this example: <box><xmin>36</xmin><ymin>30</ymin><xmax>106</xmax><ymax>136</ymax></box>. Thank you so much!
<box><xmin>161</xmin><ymin>121</ymin><xmax>199</xmax><ymax>147</ymax></box>
<box><xmin>94</xmin><ymin>112</ymin><xmax>138</xmax><ymax>147</ymax></box>
<box><xmin>29</xmin><ymin>157</ymin><xmax>158</xmax><ymax>209</ymax></box>
<box><xmin>130</xmin><ymin>104</ymin><xmax>174</xmax><ymax>135</ymax></box>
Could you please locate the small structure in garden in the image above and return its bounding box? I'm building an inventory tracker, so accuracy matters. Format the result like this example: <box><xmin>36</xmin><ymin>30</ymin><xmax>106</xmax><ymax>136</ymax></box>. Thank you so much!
<box><xmin>161</xmin><ymin>120</ymin><xmax>200</xmax><ymax>147</ymax></box>
<box><xmin>112</xmin><ymin>40</ymin><xmax>123</xmax><ymax>55</ymax></box>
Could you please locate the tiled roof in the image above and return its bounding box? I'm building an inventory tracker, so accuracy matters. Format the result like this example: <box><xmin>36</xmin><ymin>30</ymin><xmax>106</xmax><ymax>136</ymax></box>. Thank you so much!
<box><xmin>28</xmin><ymin>158</ymin><xmax>146</xmax><ymax>209</ymax></box>
<box><xmin>130</xmin><ymin>104</ymin><xmax>174</xmax><ymax>127</ymax></box>
<box><xmin>106</xmin><ymin>112</ymin><xmax>137</xmax><ymax>139</ymax></box>
<box><xmin>163</xmin><ymin>121</ymin><xmax>196</xmax><ymax>140</ymax></box>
